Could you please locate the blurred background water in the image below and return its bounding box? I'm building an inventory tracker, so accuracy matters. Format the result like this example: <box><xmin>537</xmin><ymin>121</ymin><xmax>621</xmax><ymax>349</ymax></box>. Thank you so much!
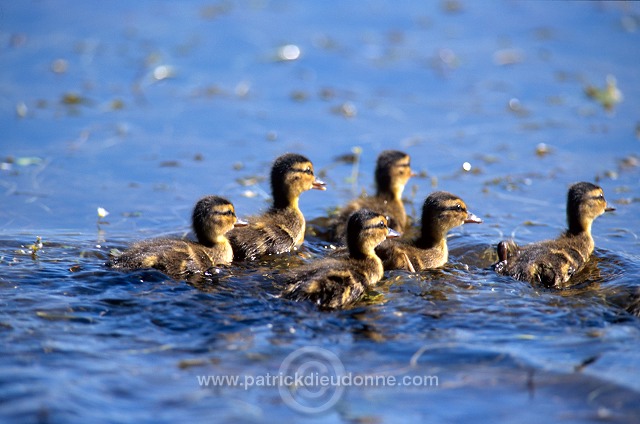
<box><xmin>1</xmin><ymin>1</ymin><xmax>640</xmax><ymax>422</ymax></box>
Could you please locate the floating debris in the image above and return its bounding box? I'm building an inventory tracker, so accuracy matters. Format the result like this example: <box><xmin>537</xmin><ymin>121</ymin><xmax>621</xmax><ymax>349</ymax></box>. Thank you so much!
<box><xmin>159</xmin><ymin>160</ymin><xmax>180</xmax><ymax>168</ymax></box>
<box><xmin>110</xmin><ymin>99</ymin><xmax>124</xmax><ymax>110</ymax></box>
<box><xmin>266</xmin><ymin>131</ymin><xmax>278</xmax><ymax>141</ymax></box>
<box><xmin>585</xmin><ymin>75</ymin><xmax>622</xmax><ymax>111</ymax></box>
<box><xmin>535</xmin><ymin>143</ymin><xmax>552</xmax><ymax>157</ymax></box>
<box><xmin>14</xmin><ymin>156</ymin><xmax>43</xmax><ymax>166</ymax></box>
<box><xmin>27</xmin><ymin>236</ymin><xmax>43</xmax><ymax>259</ymax></box>
<box><xmin>16</xmin><ymin>102</ymin><xmax>28</xmax><ymax>118</ymax></box>
<box><xmin>441</xmin><ymin>0</ymin><xmax>463</xmax><ymax>13</ymax></box>
<box><xmin>345</xmin><ymin>146</ymin><xmax>362</xmax><ymax>188</ymax></box>
<box><xmin>319</xmin><ymin>87</ymin><xmax>335</xmax><ymax>101</ymax></box>
<box><xmin>290</xmin><ymin>90</ymin><xmax>308</xmax><ymax>102</ymax></box>
<box><xmin>152</xmin><ymin>65</ymin><xmax>175</xmax><ymax>81</ymax></box>
<box><xmin>122</xmin><ymin>211</ymin><xmax>142</xmax><ymax>218</ymax></box>
<box><xmin>462</xmin><ymin>162</ymin><xmax>472</xmax><ymax>172</ymax></box>
<box><xmin>277</xmin><ymin>44</ymin><xmax>301</xmax><ymax>61</ymax></box>
<box><xmin>507</xmin><ymin>98</ymin><xmax>529</xmax><ymax>117</ymax></box>
<box><xmin>493</xmin><ymin>48</ymin><xmax>524</xmax><ymax>66</ymax></box>
<box><xmin>332</xmin><ymin>102</ymin><xmax>357</xmax><ymax>118</ymax></box>
<box><xmin>438</xmin><ymin>48</ymin><xmax>457</xmax><ymax>64</ymax></box>
<box><xmin>236</xmin><ymin>176</ymin><xmax>264</xmax><ymax>186</ymax></box>
<box><xmin>619</xmin><ymin>155</ymin><xmax>639</xmax><ymax>170</ymax></box>
<box><xmin>241</xmin><ymin>190</ymin><xmax>258</xmax><ymax>198</ymax></box>
<box><xmin>200</xmin><ymin>2</ymin><xmax>232</xmax><ymax>20</ymax></box>
<box><xmin>97</xmin><ymin>207</ymin><xmax>109</xmax><ymax>219</ymax></box>
<box><xmin>61</xmin><ymin>92</ymin><xmax>88</xmax><ymax>105</ymax></box>
<box><xmin>51</xmin><ymin>58</ymin><xmax>68</xmax><ymax>74</ymax></box>
<box><xmin>235</xmin><ymin>81</ymin><xmax>250</xmax><ymax>98</ymax></box>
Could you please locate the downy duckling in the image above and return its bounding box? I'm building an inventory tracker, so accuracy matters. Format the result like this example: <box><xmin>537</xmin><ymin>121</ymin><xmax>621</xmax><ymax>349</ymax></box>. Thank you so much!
<box><xmin>494</xmin><ymin>182</ymin><xmax>615</xmax><ymax>288</ymax></box>
<box><xmin>227</xmin><ymin>153</ymin><xmax>326</xmax><ymax>261</ymax></box>
<box><xmin>281</xmin><ymin>209</ymin><xmax>400</xmax><ymax>309</ymax></box>
<box><xmin>108</xmin><ymin>196</ymin><xmax>247</xmax><ymax>278</ymax></box>
<box><xmin>375</xmin><ymin>191</ymin><xmax>482</xmax><ymax>271</ymax></box>
<box><xmin>329</xmin><ymin>150</ymin><xmax>415</xmax><ymax>241</ymax></box>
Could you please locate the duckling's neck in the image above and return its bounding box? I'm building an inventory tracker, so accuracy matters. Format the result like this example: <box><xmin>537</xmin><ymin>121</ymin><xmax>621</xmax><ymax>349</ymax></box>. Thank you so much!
<box><xmin>348</xmin><ymin>243</ymin><xmax>378</xmax><ymax>261</ymax></box>
<box><xmin>376</xmin><ymin>186</ymin><xmax>402</xmax><ymax>202</ymax></box>
<box><xmin>201</xmin><ymin>234</ymin><xmax>228</xmax><ymax>248</ymax></box>
<box><xmin>417</xmin><ymin>225</ymin><xmax>447</xmax><ymax>250</ymax></box>
<box><xmin>567</xmin><ymin>216</ymin><xmax>592</xmax><ymax>237</ymax></box>
<box><xmin>564</xmin><ymin>220</ymin><xmax>595</xmax><ymax>254</ymax></box>
<box><xmin>272</xmin><ymin>191</ymin><xmax>300</xmax><ymax>210</ymax></box>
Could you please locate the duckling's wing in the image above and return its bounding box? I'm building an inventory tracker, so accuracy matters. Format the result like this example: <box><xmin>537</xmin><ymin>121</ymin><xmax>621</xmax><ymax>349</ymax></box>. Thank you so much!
<box><xmin>109</xmin><ymin>239</ymin><xmax>213</xmax><ymax>277</ymax></box>
<box><xmin>282</xmin><ymin>261</ymin><xmax>365</xmax><ymax>308</ymax></box>
<box><xmin>376</xmin><ymin>240</ymin><xmax>432</xmax><ymax>271</ymax></box>
<box><xmin>228</xmin><ymin>221</ymin><xmax>298</xmax><ymax>260</ymax></box>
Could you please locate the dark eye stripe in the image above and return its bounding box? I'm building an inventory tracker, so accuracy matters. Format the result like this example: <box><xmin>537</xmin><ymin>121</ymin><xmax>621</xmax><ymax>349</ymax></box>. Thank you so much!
<box><xmin>442</xmin><ymin>205</ymin><xmax>466</xmax><ymax>212</ymax></box>
<box><xmin>292</xmin><ymin>168</ymin><xmax>314</xmax><ymax>175</ymax></box>
<box><xmin>212</xmin><ymin>210</ymin><xmax>235</xmax><ymax>216</ymax></box>
<box><xmin>363</xmin><ymin>223</ymin><xmax>387</xmax><ymax>230</ymax></box>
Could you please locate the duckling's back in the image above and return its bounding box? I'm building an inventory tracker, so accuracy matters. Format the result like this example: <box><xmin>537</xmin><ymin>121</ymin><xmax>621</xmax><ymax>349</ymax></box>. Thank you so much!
<box><xmin>496</xmin><ymin>233</ymin><xmax>593</xmax><ymax>288</ymax></box>
<box><xmin>227</xmin><ymin>208</ymin><xmax>305</xmax><ymax>261</ymax></box>
<box><xmin>330</xmin><ymin>196</ymin><xmax>406</xmax><ymax>242</ymax></box>
<box><xmin>108</xmin><ymin>238</ymin><xmax>230</xmax><ymax>278</ymax></box>
<box><xmin>281</xmin><ymin>257</ymin><xmax>380</xmax><ymax>308</ymax></box>
<box><xmin>376</xmin><ymin>239</ymin><xmax>448</xmax><ymax>271</ymax></box>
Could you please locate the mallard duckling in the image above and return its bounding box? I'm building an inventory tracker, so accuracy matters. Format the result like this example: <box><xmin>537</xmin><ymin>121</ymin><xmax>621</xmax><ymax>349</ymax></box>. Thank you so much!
<box><xmin>227</xmin><ymin>153</ymin><xmax>326</xmax><ymax>261</ymax></box>
<box><xmin>494</xmin><ymin>182</ymin><xmax>615</xmax><ymax>288</ymax></box>
<box><xmin>281</xmin><ymin>209</ymin><xmax>400</xmax><ymax>309</ymax></box>
<box><xmin>375</xmin><ymin>191</ymin><xmax>482</xmax><ymax>271</ymax></box>
<box><xmin>329</xmin><ymin>150</ymin><xmax>415</xmax><ymax>241</ymax></box>
<box><xmin>108</xmin><ymin>196</ymin><xmax>246</xmax><ymax>278</ymax></box>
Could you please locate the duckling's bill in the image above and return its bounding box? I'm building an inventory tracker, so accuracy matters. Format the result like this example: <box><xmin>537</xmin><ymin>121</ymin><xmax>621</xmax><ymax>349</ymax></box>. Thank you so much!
<box><xmin>234</xmin><ymin>218</ymin><xmax>249</xmax><ymax>227</ymax></box>
<box><xmin>464</xmin><ymin>211</ymin><xmax>483</xmax><ymax>224</ymax></box>
<box><xmin>387</xmin><ymin>228</ymin><xmax>401</xmax><ymax>238</ymax></box>
<box><xmin>312</xmin><ymin>179</ymin><xmax>327</xmax><ymax>190</ymax></box>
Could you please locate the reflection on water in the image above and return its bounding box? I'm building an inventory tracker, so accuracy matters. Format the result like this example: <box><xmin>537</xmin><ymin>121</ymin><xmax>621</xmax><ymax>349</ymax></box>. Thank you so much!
<box><xmin>2</xmin><ymin>0</ymin><xmax>640</xmax><ymax>422</ymax></box>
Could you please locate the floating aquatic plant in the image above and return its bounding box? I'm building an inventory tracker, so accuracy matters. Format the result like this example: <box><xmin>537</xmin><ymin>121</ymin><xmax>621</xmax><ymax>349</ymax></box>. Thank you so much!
<box><xmin>27</xmin><ymin>236</ymin><xmax>43</xmax><ymax>259</ymax></box>
<box><xmin>585</xmin><ymin>75</ymin><xmax>623</xmax><ymax>111</ymax></box>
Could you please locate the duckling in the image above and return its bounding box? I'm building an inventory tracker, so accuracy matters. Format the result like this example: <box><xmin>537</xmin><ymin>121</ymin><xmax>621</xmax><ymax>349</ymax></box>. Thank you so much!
<box><xmin>494</xmin><ymin>182</ymin><xmax>615</xmax><ymax>288</ymax></box>
<box><xmin>329</xmin><ymin>150</ymin><xmax>415</xmax><ymax>241</ymax></box>
<box><xmin>281</xmin><ymin>209</ymin><xmax>400</xmax><ymax>309</ymax></box>
<box><xmin>375</xmin><ymin>191</ymin><xmax>482</xmax><ymax>271</ymax></box>
<box><xmin>227</xmin><ymin>153</ymin><xmax>326</xmax><ymax>261</ymax></box>
<box><xmin>108</xmin><ymin>196</ymin><xmax>246</xmax><ymax>278</ymax></box>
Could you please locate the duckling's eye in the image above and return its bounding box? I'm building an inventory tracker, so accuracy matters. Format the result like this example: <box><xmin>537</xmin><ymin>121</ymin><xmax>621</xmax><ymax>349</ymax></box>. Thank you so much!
<box><xmin>378</xmin><ymin>221</ymin><xmax>386</xmax><ymax>228</ymax></box>
<box><xmin>456</xmin><ymin>204</ymin><xmax>462</xmax><ymax>211</ymax></box>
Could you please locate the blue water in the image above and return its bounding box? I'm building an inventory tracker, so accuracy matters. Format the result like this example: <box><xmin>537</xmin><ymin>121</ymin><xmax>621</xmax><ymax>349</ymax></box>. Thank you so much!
<box><xmin>2</xmin><ymin>1</ymin><xmax>640</xmax><ymax>422</ymax></box>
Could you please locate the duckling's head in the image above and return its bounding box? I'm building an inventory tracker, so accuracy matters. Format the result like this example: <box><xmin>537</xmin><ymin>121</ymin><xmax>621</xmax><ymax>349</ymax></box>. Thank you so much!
<box><xmin>566</xmin><ymin>182</ymin><xmax>615</xmax><ymax>235</ymax></box>
<box><xmin>271</xmin><ymin>153</ymin><xmax>326</xmax><ymax>209</ymax></box>
<box><xmin>420</xmin><ymin>191</ymin><xmax>482</xmax><ymax>241</ymax></box>
<box><xmin>192</xmin><ymin>196</ymin><xmax>247</xmax><ymax>247</ymax></box>
<box><xmin>375</xmin><ymin>150</ymin><xmax>414</xmax><ymax>200</ymax></box>
<box><xmin>346</xmin><ymin>209</ymin><xmax>400</xmax><ymax>258</ymax></box>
